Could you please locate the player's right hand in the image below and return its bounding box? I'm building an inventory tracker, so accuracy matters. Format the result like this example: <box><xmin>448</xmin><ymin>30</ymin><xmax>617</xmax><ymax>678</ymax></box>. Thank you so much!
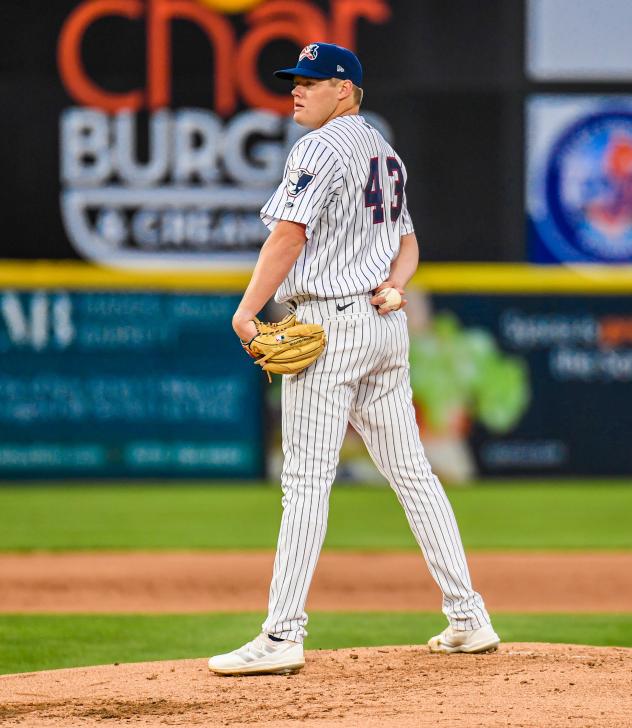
<box><xmin>371</xmin><ymin>281</ymin><xmax>407</xmax><ymax>314</ymax></box>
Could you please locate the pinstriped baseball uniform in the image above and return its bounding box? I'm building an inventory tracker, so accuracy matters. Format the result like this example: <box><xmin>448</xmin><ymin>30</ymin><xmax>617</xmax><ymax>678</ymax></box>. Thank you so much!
<box><xmin>260</xmin><ymin>114</ymin><xmax>491</xmax><ymax>642</ymax></box>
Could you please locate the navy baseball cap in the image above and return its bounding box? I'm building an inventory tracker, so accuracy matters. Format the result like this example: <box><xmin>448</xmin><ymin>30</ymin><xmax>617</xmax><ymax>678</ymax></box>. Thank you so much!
<box><xmin>274</xmin><ymin>42</ymin><xmax>363</xmax><ymax>87</ymax></box>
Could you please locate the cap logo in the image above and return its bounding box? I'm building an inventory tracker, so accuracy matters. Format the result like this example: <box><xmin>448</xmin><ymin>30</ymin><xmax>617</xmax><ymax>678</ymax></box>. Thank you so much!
<box><xmin>299</xmin><ymin>44</ymin><xmax>319</xmax><ymax>62</ymax></box>
<box><xmin>337</xmin><ymin>65</ymin><xmax>344</xmax><ymax>72</ymax></box>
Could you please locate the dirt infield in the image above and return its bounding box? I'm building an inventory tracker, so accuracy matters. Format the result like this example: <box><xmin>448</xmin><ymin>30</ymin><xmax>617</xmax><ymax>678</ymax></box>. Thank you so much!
<box><xmin>1</xmin><ymin>551</ymin><xmax>631</xmax><ymax>613</ymax></box>
<box><xmin>1</xmin><ymin>643</ymin><xmax>631</xmax><ymax>727</ymax></box>
<box><xmin>3</xmin><ymin>552</ymin><xmax>631</xmax><ymax>726</ymax></box>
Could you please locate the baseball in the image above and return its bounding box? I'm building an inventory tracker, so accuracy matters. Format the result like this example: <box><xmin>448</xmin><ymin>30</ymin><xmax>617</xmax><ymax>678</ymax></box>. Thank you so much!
<box><xmin>378</xmin><ymin>287</ymin><xmax>402</xmax><ymax>312</ymax></box>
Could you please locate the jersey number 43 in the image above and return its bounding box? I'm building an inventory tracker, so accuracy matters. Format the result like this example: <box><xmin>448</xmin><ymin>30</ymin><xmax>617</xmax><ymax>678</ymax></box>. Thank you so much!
<box><xmin>364</xmin><ymin>156</ymin><xmax>403</xmax><ymax>224</ymax></box>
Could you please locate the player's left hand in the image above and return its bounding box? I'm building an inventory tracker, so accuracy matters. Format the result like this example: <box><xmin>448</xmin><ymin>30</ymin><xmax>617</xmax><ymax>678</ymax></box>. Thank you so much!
<box><xmin>371</xmin><ymin>281</ymin><xmax>407</xmax><ymax>315</ymax></box>
<box><xmin>233</xmin><ymin>313</ymin><xmax>258</xmax><ymax>343</ymax></box>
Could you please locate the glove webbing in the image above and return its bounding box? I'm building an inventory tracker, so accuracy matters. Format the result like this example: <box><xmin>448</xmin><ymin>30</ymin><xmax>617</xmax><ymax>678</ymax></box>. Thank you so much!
<box><xmin>251</xmin><ymin>335</ymin><xmax>319</xmax><ymax>382</ymax></box>
<box><xmin>253</xmin><ymin>314</ymin><xmax>295</xmax><ymax>333</ymax></box>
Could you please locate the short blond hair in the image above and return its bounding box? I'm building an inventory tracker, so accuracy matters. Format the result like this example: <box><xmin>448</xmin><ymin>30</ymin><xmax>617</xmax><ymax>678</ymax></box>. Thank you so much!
<box><xmin>329</xmin><ymin>78</ymin><xmax>363</xmax><ymax>107</ymax></box>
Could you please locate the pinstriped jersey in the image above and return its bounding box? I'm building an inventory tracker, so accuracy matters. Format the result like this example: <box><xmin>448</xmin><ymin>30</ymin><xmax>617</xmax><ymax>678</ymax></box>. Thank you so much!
<box><xmin>260</xmin><ymin>114</ymin><xmax>414</xmax><ymax>304</ymax></box>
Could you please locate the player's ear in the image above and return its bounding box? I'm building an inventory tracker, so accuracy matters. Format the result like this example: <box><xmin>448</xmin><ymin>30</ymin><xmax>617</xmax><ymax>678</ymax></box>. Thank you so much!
<box><xmin>337</xmin><ymin>80</ymin><xmax>353</xmax><ymax>100</ymax></box>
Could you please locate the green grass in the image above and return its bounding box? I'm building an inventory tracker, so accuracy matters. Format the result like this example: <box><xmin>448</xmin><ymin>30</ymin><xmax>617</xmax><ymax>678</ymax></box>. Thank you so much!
<box><xmin>1</xmin><ymin>481</ymin><xmax>631</xmax><ymax>551</ymax></box>
<box><xmin>1</xmin><ymin>612</ymin><xmax>631</xmax><ymax>675</ymax></box>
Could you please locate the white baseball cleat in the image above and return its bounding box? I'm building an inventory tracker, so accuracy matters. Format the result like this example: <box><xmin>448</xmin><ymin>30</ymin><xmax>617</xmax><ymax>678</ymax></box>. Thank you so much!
<box><xmin>428</xmin><ymin>624</ymin><xmax>500</xmax><ymax>654</ymax></box>
<box><xmin>208</xmin><ymin>633</ymin><xmax>305</xmax><ymax>675</ymax></box>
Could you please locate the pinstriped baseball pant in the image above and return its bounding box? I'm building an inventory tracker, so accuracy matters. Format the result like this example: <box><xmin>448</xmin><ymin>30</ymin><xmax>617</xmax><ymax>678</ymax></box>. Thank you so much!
<box><xmin>262</xmin><ymin>295</ymin><xmax>491</xmax><ymax>642</ymax></box>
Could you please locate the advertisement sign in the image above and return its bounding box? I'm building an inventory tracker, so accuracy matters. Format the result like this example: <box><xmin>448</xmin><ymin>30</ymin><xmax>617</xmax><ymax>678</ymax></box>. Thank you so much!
<box><xmin>527</xmin><ymin>96</ymin><xmax>632</xmax><ymax>263</ymax></box>
<box><xmin>0</xmin><ymin>291</ymin><xmax>264</xmax><ymax>478</ymax></box>
<box><xmin>55</xmin><ymin>0</ymin><xmax>392</xmax><ymax>268</ymax></box>
<box><xmin>426</xmin><ymin>293</ymin><xmax>632</xmax><ymax>478</ymax></box>
<box><xmin>5</xmin><ymin>0</ymin><xmax>521</xmax><ymax>265</ymax></box>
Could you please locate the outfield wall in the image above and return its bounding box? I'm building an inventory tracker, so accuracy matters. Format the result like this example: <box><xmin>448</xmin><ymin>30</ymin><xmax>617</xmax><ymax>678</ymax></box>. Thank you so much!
<box><xmin>1</xmin><ymin>262</ymin><xmax>631</xmax><ymax>481</ymax></box>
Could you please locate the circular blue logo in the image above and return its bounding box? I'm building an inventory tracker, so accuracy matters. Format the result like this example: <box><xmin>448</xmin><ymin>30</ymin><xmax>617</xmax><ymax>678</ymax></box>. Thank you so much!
<box><xmin>544</xmin><ymin>111</ymin><xmax>632</xmax><ymax>261</ymax></box>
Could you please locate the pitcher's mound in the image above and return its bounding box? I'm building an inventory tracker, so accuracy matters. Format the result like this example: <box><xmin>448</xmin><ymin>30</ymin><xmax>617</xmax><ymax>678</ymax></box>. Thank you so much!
<box><xmin>1</xmin><ymin>643</ymin><xmax>630</xmax><ymax>727</ymax></box>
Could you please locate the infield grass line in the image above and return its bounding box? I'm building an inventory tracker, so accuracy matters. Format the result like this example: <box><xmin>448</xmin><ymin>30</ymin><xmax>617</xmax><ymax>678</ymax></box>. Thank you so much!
<box><xmin>0</xmin><ymin>482</ymin><xmax>631</xmax><ymax>551</ymax></box>
<box><xmin>1</xmin><ymin>612</ymin><xmax>631</xmax><ymax>675</ymax></box>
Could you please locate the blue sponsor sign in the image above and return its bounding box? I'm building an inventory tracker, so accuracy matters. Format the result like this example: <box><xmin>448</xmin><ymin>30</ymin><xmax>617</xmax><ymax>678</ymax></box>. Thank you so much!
<box><xmin>434</xmin><ymin>294</ymin><xmax>632</xmax><ymax>477</ymax></box>
<box><xmin>0</xmin><ymin>291</ymin><xmax>264</xmax><ymax>479</ymax></box>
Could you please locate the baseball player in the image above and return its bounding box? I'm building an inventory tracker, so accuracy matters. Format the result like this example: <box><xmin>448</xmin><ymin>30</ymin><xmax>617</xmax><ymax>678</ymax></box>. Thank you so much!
<box><xmin>209</xmin><ymin>42</ymin><xmax>499</xmax><ymax>675</ymax></box>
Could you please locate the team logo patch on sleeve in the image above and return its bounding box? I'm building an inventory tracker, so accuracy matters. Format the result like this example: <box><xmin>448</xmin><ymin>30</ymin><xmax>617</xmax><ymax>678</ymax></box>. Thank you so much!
<box><xmin>286</xmin><ymin>169</ymin><xmax>315</xmax><ymax>196</ymax></box>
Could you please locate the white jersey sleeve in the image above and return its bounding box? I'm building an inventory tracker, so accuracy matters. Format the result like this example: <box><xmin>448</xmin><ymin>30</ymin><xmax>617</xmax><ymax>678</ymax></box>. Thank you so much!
<box><xmin>260</xmin><ymin>137</ymin><xmax>342</xmax><ymax>239</ymax></box>
<box><xmin>399</xmin><ymin>161</ymin><xmax>414</xmax><ymax>235</ymax></box>
<box><xmin>401</xmin><ymin>195</ymin><xmax>415</xmax><ymax>235</ymax></box>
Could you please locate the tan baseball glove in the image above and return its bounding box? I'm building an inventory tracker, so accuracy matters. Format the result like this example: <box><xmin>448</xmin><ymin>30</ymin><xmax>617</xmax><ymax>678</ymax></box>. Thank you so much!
<box><xmin>241</xmin><ymin>314</ymin><xmax>326</xmax><ymax>382</ymax></box>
